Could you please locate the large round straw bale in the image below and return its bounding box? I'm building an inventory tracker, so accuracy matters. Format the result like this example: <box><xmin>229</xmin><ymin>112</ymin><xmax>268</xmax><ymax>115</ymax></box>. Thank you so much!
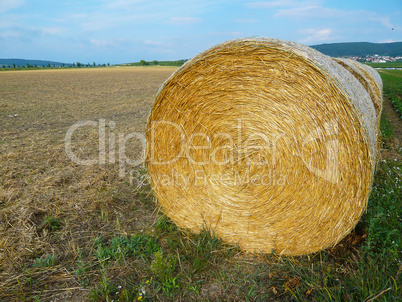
<box><xmin>334</xmin><ymin>58</ymin><xmax>383</xmax><ymax>122</ymax></box>
<box><xmin>146</xmin><ymin>38</ymin><xmax>378</xmax><ymax>255</ymax></box>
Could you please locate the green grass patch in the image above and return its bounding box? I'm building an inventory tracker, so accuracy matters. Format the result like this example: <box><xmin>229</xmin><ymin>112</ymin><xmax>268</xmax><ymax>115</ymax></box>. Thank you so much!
<box><xmin>93</xmin><ymin>234</ymin><xmax>160</xmax><ymax>263</ymax></box>
<box><xmin>380</xmin><ymin>112</ymin><xmax>394</xmax><ymax>139</ymax></box>
<box><xmin>32</xmin><ymin>254</ymin><xmax>58</xmax><ymax>267</ymax></box>
<box><xmin>379</xmin><ymin>70</ymin><xmax>402</xmax><ymax>118</ymax></box>
<box><xmin>366</xmin><ymin>61</ymin><xmax>402</xmax><ymax>69</ymax></box>
<box><xmin>151</xmin><ymin>250</ymin><xmax>179</xmax><ymax>296</ymax></box>
<box><xmin>40</xmin><ymin>215</ymin><xmax>62</xmax><ymax>232</ymax></box>
<box><xmin>364</xmin><ymin>160</ymin><xmax>401</xmax><ymax>262</ymax></box>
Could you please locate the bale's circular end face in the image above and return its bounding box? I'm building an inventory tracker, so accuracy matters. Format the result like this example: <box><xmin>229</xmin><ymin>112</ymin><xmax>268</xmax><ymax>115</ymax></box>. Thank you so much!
<box><xmin>146</xmin><ymin>39</ymin><xmax>376</xmax><ymax>255</ymax></box>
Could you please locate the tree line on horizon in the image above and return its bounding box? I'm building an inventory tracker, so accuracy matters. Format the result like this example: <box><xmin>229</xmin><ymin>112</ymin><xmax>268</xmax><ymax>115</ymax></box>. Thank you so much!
<box><xmin>1</xmin><ymin>62</ymin><xmax>111</xmax><ymax>69</ymax></box>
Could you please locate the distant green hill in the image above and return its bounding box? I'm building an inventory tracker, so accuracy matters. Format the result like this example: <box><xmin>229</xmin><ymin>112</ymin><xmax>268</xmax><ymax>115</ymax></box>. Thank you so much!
<box><xmin>310</xmin><ymin>42</ymin><xmax>402</xmax><ymax>57</ymax></box>
<box><xmin>0</xmin><ymin>58</ymin><xmax>71</xmax><ymax>67</ymax></box>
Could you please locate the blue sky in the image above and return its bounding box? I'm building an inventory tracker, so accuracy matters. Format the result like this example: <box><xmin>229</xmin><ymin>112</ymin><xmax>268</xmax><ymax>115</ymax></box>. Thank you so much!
<box><xmin>0</xmin><ymin>0</ymin><xmax>401</xmax><ymax>64</ymax></box>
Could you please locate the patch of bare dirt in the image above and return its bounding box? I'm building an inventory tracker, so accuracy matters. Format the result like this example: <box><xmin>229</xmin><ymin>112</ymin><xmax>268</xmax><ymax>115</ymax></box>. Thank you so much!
<box><xmin>383</xmin><ymin>96</ymin><xmax>402</xmax><ymax>141</ymax></box>
<box><xmin>381</xmin><ymin>96</ymin><xmax>402</xmax><ymax>161</ymax></box>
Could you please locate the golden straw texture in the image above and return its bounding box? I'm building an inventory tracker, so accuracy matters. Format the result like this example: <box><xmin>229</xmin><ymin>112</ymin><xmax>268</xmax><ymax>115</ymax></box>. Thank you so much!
<box><xmin>334</xmin><ymin>58</ymin><xmax>383</xmax><ymax>122</ymax></box>
<box><xmin>146</xmin><ymin>38</ymin><xmax>378</xmax><ymax>255</ymax></box>
<box><xmin>333</xmin><ymin>58</ymin><xmax>383</xmax><ymax>160</ymax></box>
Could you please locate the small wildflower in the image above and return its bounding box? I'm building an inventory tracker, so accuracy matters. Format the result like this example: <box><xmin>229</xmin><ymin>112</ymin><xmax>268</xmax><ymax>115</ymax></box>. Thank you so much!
<box><xmin>118</xmin><ymin>285</ymin><xmax>122</xmax><ymax>289</ymax></box>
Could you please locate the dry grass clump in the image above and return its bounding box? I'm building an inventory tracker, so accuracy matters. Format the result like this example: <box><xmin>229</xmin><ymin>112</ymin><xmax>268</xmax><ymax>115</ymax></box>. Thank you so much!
<box><xmin>146</xmin><ymin>38</ymin><xmax>379</xmax><ymax>255</ymax></box>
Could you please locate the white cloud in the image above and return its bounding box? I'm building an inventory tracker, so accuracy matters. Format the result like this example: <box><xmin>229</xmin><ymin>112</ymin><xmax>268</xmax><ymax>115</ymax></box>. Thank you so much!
<box><xmin>147</xmin><ymin>39</ymin><xmax>175</xmax><ymax>54</ymax></box>
<box><xmin>90</xmin><ymin>39</ymin><xmax>114</xmax><ymax>47</ymax></box>
<box><xmin>144</xmin><ymin>39</ymin><xmax>162</xmax><ymax>46</ymax></box>
<box><xmin>229</xmin><ymin>31</ymin><xmax>243</xmax><ymax>37</ymax></box>
<box><xmin>210</xmin><ymin>31</ymin><xmax>244</xmax><ymax>38</ymax></box>
<box><xmin>367</xmin><ymin>13</ymin><xmax>402</xmax><ymax>31</ymax></box>
<box><xmin>274</xmin><ymin>5</ymin><xmax>401</xmax><ymax>34</ymax></box>
<box><xmin>235</xmin><ymin>18</ymin><xmax>258</xmax><ymax>24</ymax></box>
<box><xmin>298</xmin><ymin>28</ymin><xmax>333</xmax><ymax>44</ymax></box>
<box><xmin>260</xmin><ymin>3</ymin><xmax>401</xmax><ymax>38</ymax></box>
<box><xmin>275</xmin><ymin>6</ymin><xmax>347</xmax><ymax>18</ymax></box>
<box><xmin>168</xmin><ymin>17</ymin><xmax>203</xmax><ymax>25</ymax></box>
<box><xmin>42</xmin><ymin>27</ymin><xmax>64</xmax><ymax>35</ymax></box>
<box><xmin>246</xmin><ymin>0</ymin><xmax>319</xmax><ymax>9</ymax></box>
<box><xmin>103</xmin><ymin>0</ymin><xmax>146</xmax><ymax>10</ymax></box>
<box><xmin>0</xmin><ymin>0</ymin><xmax>25</xmax><ymax>14</ymax></box>
<box><xmin>381</xmin><ymin>39</ymin><xmax>396</xmax><ymax>43</ymax></box>
<box><xmin>0</xmin><ymin>30</ymin><xmax>19</xmax><ymax>38</ymax></box>
<box><xmin>0</xmin><ymin>24</ymin><xmax>42</xmax><ymax>41</ymax></box>
<box><xmin>0</xmin><ymin>13</ymin><xmax>18</xmax><ymax>28</ymax></box>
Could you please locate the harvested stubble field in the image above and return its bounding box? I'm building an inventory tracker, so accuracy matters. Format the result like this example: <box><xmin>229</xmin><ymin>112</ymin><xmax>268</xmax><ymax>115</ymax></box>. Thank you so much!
<box><xmin>0</xmin><ymin>67</ymin><xmax>401</xmax><ymax>301</ymax></box>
